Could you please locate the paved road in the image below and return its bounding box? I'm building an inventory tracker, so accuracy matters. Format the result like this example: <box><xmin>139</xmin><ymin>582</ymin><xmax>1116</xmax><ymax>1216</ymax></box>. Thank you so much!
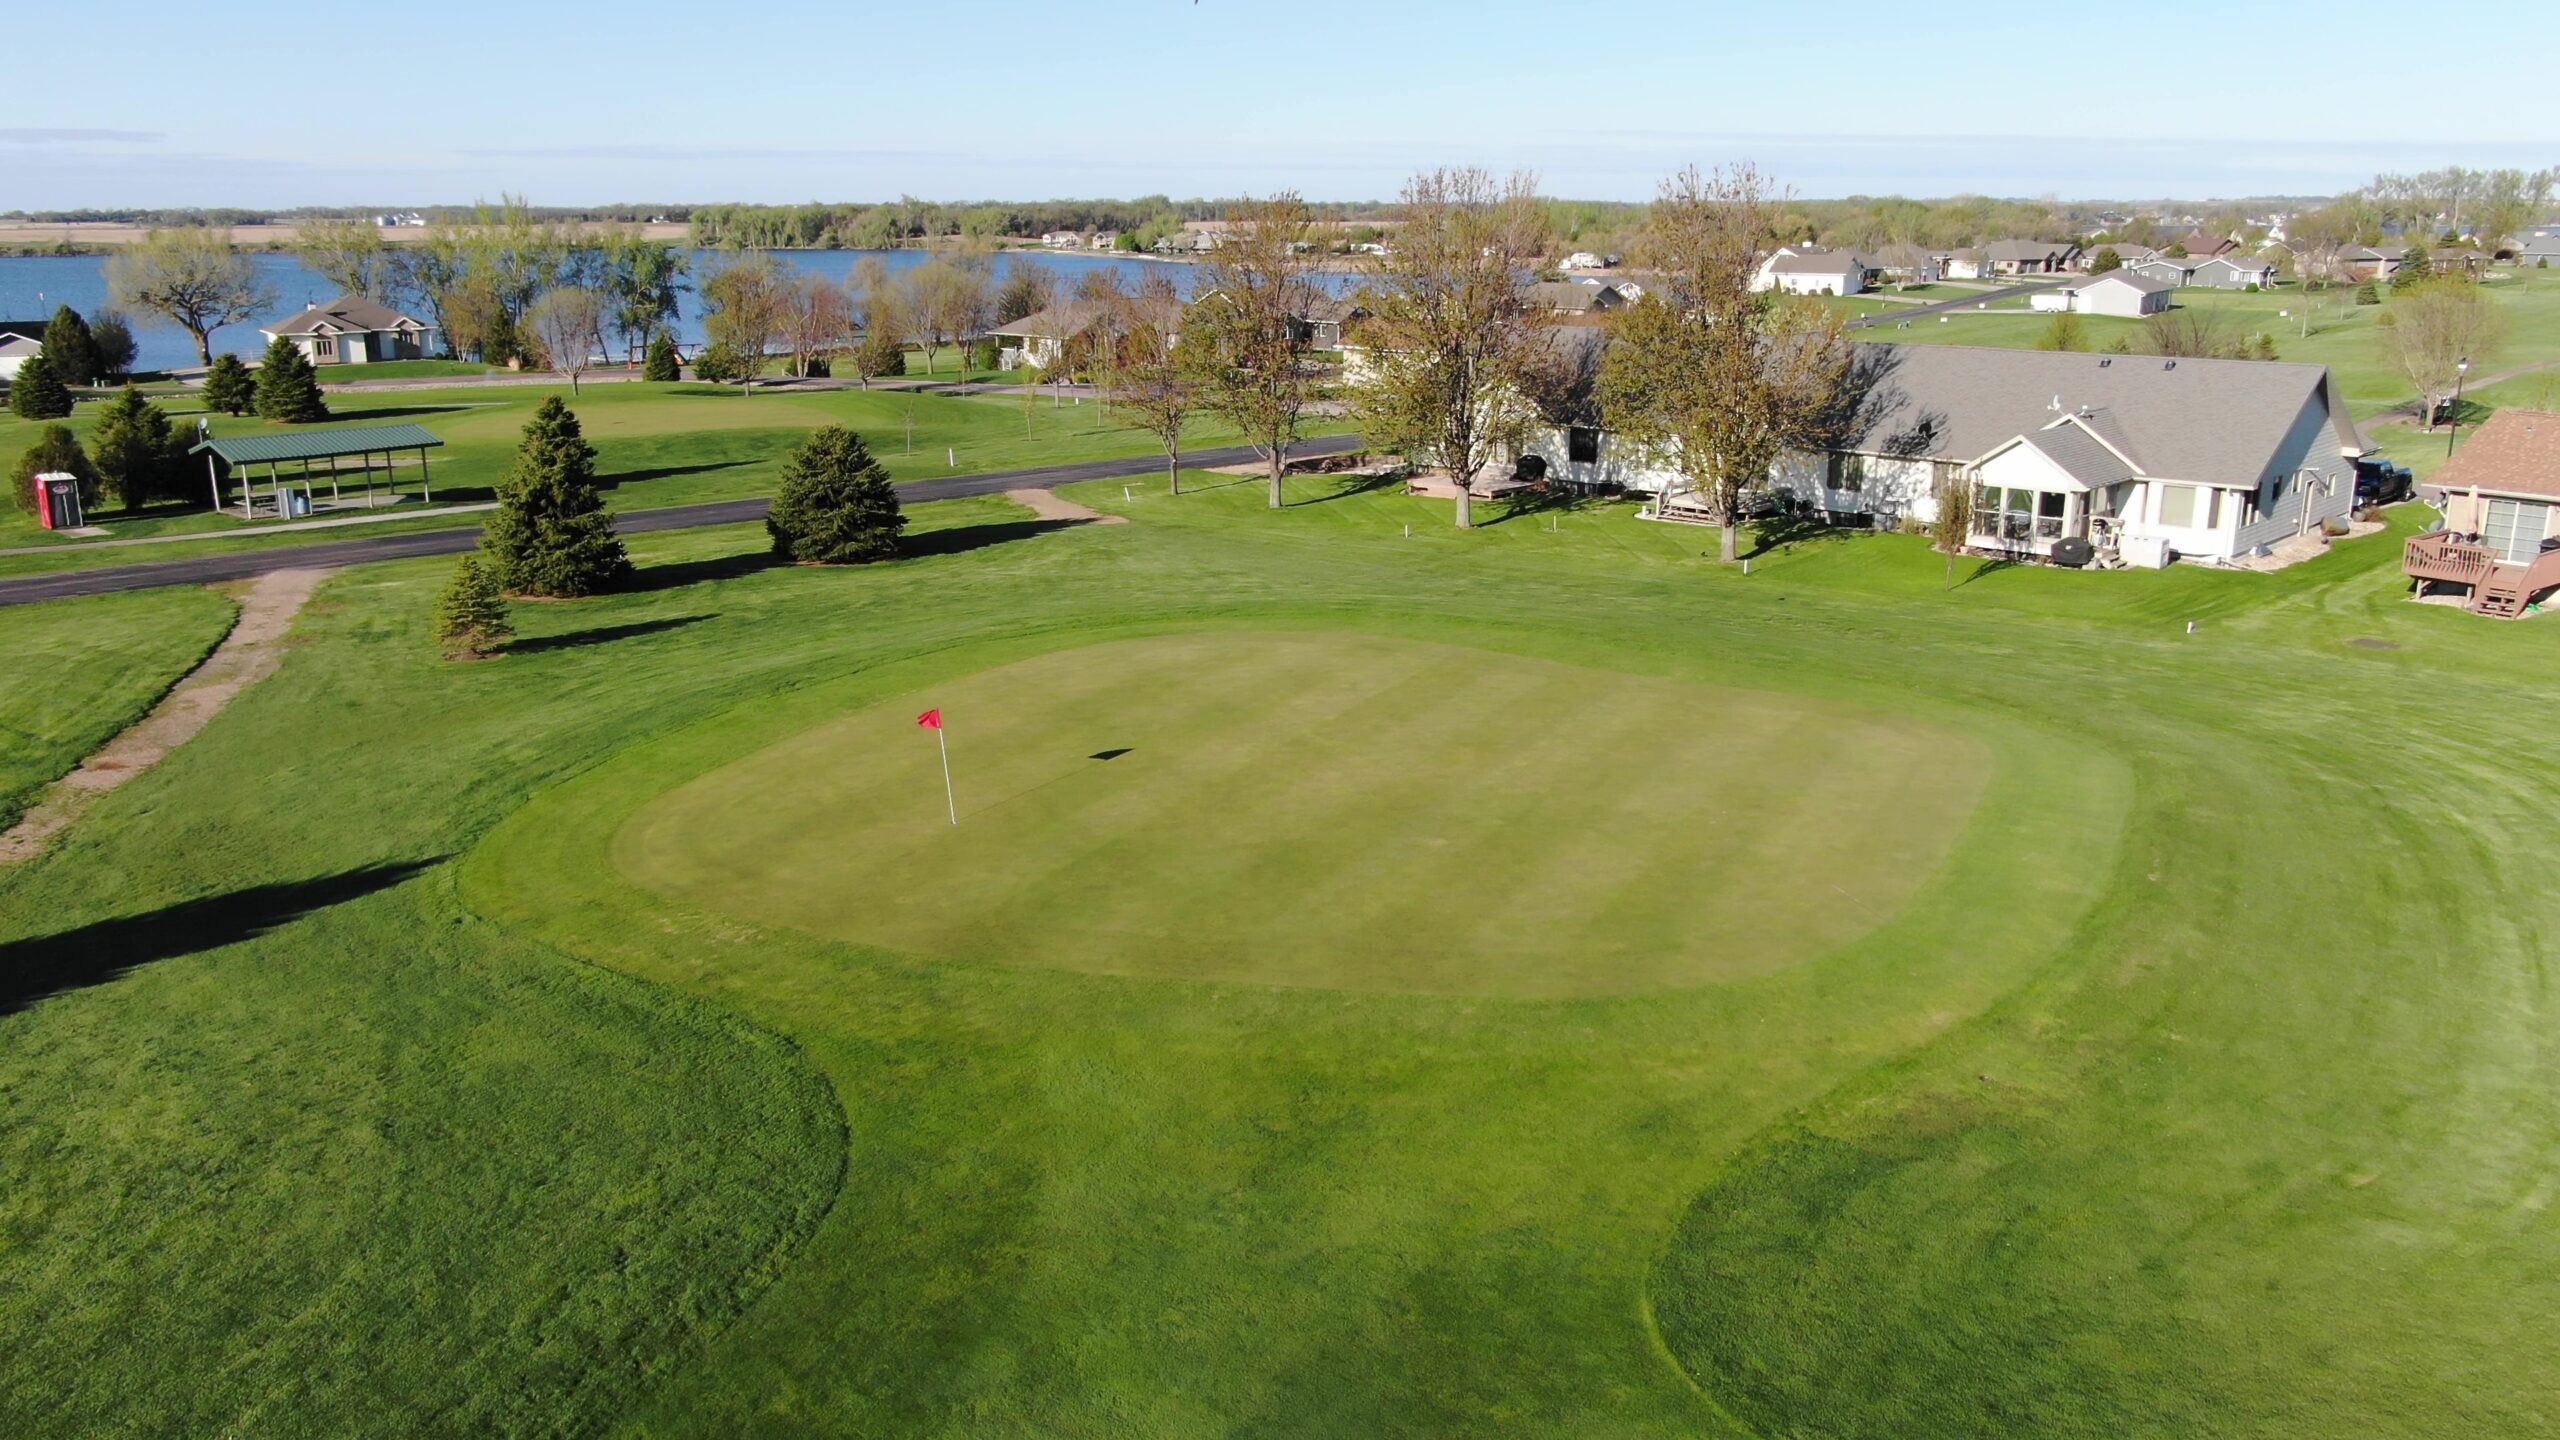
<box><xmin>1846</xmin><ymin>277</ymin><xmax>2066</xmax><ymax>330</ymax></box>
<box><xmin>0</xmin><ymin>435</ymin><xmax>1364</xmax><ymax>608</ymax></box>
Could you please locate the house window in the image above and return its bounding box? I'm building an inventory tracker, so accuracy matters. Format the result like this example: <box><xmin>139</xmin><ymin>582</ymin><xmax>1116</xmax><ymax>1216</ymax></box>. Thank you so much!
<box><xmin>314</xmin><ymin>336</ymin><xmax>336</xmax><ymax>360</ymax></box>
<box><xmin>1567</xmin><ymin>427</ymin><xmax>1600</xmax><ymax>464</ymax></box>
<box><xmin>1827</xmin><ymin>452</ymin><xmax>1864</xmax><ymax>494</ymax></box>
<box><xmin>2485</xmin><ymin>498</ymin><xmax>2552</xmax><ymax>563</ymax></box>
<box><xmin>2158</xmin><ymin>484</ymin><xmax>2197</xmax><ymax>527</ymax></box>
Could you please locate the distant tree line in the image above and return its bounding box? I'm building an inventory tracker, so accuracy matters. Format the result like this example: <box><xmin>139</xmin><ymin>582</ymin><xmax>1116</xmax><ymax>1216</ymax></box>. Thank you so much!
<box><xmin>682</xmin><ymin>196</ymin><xmax>1402</xmax><ymax>251</ymax></box>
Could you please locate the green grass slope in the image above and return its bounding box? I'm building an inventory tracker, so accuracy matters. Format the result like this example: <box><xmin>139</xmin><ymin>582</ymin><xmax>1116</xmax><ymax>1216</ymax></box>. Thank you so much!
<box><xmin>1</xmin><ymin>474</ymin><xmax>2555</xmax><ymax>1436</ymax></box>
<box><xmin>0</xmin><ymin>584</ymin><xmax>236</xmax><ymax>828</ymax></box>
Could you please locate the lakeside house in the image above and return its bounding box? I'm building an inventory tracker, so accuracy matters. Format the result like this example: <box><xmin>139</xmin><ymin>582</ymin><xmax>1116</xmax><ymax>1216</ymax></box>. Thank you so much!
<box><xmin>259</xmin><ymin>295</ymin><xmax>436</xmax><ymax>366</ymax></box>
<box><xmin>2404</xmin><ymin>407</ymin><xmax>2560</xmax><ymax>616</ymax></box>
<box><xmin>1515</xmin><ymin>339</ymin><xmax>2362</xmax><ymax>569</ymax></box>
<box><xmin>2339</xmin><ymin>246</ymin><xmax>2408</xmax><ymax>281</ymax></box>
<box><xmin>986</xmin><ymin>295</ymin><xmax>1184</xmax><ymax>370</ymax></box>
<box><xmin>0</xmin><ymin>319</ymin><xmax>45</xmax><ymax>379</ymax></box>
<box><xmin>2027</xmin><ymin>270</ymin><xmax>2175</xmax><ymax>318</ymax></box>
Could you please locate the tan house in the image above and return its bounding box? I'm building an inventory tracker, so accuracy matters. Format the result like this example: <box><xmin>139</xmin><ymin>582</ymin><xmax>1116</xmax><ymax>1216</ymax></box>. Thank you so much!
<box><xmin>2405</xmin><ymin>408</ymin><xmax>2560</xmax><ymax>615</ymax></box>
<box><xmin>260</xmin><ymin>295</ymin><xmax>436</xmax><ymax>365</ymax></box>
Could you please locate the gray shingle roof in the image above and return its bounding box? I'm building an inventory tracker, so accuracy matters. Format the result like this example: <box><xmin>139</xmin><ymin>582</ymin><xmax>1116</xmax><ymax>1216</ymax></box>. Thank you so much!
<box><xmin>1840</xmin><ymin>342</ymin><xmax>2362</xmax><ymax>484</ymax></box>
<box><xmin>263</xmin><ymin>294</ymin><xmax>429</xmax><ymax>337</ymax></box>
<box><xmin>2015</xmin><ymin>418</ymin><xmax>2138</xmax><ymax>487</ymax></box>
<box><xmin>2075</xmin><ymin>270</ymin><xmax>2174</xmax><ymax>295</ymax></box>
<box><xmin>1768</xmin><ymin>250</ymin><xmax>1868</xmax><ymax>276</ymax></box>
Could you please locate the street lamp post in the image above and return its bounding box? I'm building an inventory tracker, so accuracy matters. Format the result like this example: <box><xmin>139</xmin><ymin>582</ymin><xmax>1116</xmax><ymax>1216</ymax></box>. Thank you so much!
<box><xmin>2447</xmin><ymin>355</ymin><xmax>2472</xmax><ymax>457</ymax></box>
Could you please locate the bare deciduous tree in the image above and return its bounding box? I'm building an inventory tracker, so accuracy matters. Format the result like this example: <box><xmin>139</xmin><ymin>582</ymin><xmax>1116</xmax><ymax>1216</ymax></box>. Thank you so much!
<box><xmin>903</xmin><ymin>258</ymin><xmax>988</xmax><ymax>375</ymax></box>
<box><xmin>1184</xmin><ymin>192</ymin><xmax>1325</xmax><ymax>508</ymax></box>
<box><xmin>1101</xmin><ymin>272</ymin><xmax>1197</xmax><ymax>493</ymax></box>
<box><xmin>1598</xmin><ymin>164</ymin><xmax>1855</xmax><ymax>563</ymax></box>
<box><xmin>2380</xmin><ymin>277</ymin><xmax>2507</xmax><ymax>429</ymax></box>
<box><xmin>293</xmin><ymin>217</ymin><xmax>392</xmax><ymax>298</ymax></box>
<box><xmin>782</xmin><ymin>272</ymin><xmax>858</xmax><ymax>377</ymax></box>
<box><xmin>1352</xmin><ymin>167</ymin><xmax>1550</xmax><ymax>528</ymax></box>
<box><xmin>700</xmin><ymin>253</ymin><xmax>793</xmax><ymax>395</ymax></box>
<box><xmin>105</xmin><ymin>229</ymin><xmax>277</xmax><ymax>365</ymax></box>
<box><xmin>523</xmin><ymin>286</ymin><xmax>606</xmax><ymax>393</ymax></box>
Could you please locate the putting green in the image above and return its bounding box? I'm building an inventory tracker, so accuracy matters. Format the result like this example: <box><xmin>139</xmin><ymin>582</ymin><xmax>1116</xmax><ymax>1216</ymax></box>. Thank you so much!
<box><xmin>614</xmin><ymin>633</ymin><xmax>1993</xmax><ymax>996</ymax></box>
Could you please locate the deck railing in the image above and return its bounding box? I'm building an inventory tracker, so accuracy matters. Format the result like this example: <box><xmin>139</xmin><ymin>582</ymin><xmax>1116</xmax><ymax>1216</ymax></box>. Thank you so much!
<box><xmin>2403</xmin><ymin>533</ymin><xmax>2499</xmax><ymax>585</ymax></box>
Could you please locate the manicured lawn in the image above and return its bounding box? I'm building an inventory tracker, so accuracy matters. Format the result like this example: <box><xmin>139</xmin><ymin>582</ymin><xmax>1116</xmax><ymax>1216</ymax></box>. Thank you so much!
<box><xmin>0</xmin><ymin>377</ymin><xmax>1313</xmax><ymax>571</ymax></box>
<box><xmin>318</xmin><ymin>358</ymin><xmax>501</xmax><ymax>382</ymax></box>
<box><xmin>0</xmin><ymin>585</ymin><xmax>235</xmax><ymax>828</ymax></box>
<box><xmin>5</xmin><ymin>467</ymin><xmax>2560</xmax><ymax>1437</ymax></box>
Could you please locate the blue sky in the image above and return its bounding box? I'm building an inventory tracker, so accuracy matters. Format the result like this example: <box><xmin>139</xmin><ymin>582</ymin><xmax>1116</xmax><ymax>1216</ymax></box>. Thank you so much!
<box><xmin>8</xmin><ymin>0</ymin><xmax>2553</xmax><ymax>208</ymax></box>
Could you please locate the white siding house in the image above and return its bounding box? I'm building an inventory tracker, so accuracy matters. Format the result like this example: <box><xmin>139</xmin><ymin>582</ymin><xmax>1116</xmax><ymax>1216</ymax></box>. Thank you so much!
<box><xmin>1752</xmin><ymin>248</ymin><xmax>1872</xmax><ymax>295</ymax></box>
<box><xmin>260</xmin><ymin>295</ymin><xmax>436</xmax><ymax>365</ymax></box>
<box><xmin>1512</xmin><ymin>341</ymin><xmax>2363</xmax><ymax>568</ymax></box>
<box><xmin>0</xmin><ymin>321</ymin><xmax>43</xmax><ymax>380</ymax></box>
<box><xmin>2026</xmin><ymin>270</ymin><xmax>2174</xmax><ymax>318</ymax></box>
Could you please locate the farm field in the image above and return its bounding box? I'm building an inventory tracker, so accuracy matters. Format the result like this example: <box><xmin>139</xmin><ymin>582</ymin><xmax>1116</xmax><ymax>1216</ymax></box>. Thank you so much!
<box><xmin>5</xmin><ymin>464</ymin><xmax>2560</xmax><ymax>1437</ymax></box>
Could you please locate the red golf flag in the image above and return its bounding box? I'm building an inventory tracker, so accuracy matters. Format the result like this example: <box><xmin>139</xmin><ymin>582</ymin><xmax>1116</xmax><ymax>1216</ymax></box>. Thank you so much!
<box><xmin>916</xmin><ymin>708</ymin><xmax>942</xmax><ymax>730</ymax></box>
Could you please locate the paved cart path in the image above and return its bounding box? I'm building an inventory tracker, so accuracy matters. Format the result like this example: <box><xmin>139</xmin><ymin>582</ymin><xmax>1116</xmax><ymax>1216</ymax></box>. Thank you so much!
<box><xmin>0</xmin><ymin>436</ymin><xmax>1362</xmax><ymax>608</ymax></box>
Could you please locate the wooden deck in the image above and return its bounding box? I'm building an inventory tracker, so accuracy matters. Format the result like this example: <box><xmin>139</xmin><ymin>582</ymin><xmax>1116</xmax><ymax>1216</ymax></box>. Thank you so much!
<box><xmin>2403</xmin><ymin>533</ymin><xmax>2560</xmax><ymax>617</ymax></box>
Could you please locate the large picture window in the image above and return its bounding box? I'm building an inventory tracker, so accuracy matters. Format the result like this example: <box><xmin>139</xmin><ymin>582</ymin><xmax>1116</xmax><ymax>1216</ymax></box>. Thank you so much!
<box><xmin>2158</xmin><ymin>484</ymin><xmax>2196</xmax><ymax>527</ymax></box>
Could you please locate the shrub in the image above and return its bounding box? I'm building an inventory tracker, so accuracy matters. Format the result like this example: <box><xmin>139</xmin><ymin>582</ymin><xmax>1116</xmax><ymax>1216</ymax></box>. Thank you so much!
<box><xmin>8</xmin><ymin>423</ymin><xmax>99</xmax><ymax>515</ymax></box>
<box><xmin>431</xmin><ymin>555</ymin><xmax>513</xmax><ymax>659</ymax></box>
<box><xmin>855</xmin><ymin>331</ymin><xmax>906</xmax><ymax>380</ymax></box>
<box><xmin>2354</xmin><ymin>280</ymin><xmax>2381</xmax><ymax>305</ymax></box>
<box><xmin>767</xmin><ymin>425</ymin><xmax>906</xmax><ymax>564</ymax></box>
<box><xmin>202</xmin><ymin>352</ymin><xmax>256</xmax><ymax>414</ymax></box>
<box><xmin>691</xmin><ymin>342</ymin><xmax>746</xmax><ymax>384</ymax></box>
<box><xmin>253</xmin><ymin>336</ymin><xmax>329</xmax><ymax>422</ymax></box>
<box><xmin>641</xmin><ymin>330</ymin><xmax>680</xmax><ymax>382</ymax></box>
<box><xmin>90</xmin><ymin>312</ymin><xmax>138</xmax><ymax>381</ymax></box>
<box><xmin>89</xmin><ymin>385</ymin><xmax>189</xmax><ymax>509</ymax></box>
<box><xmin>7</xmin><ymin>352</ymin><xmax>73</xmax><ymax>419</ymax></box>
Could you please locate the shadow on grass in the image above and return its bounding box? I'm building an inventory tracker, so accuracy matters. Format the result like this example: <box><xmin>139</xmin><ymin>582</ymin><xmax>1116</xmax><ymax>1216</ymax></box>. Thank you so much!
<box><xmin>1743</xmin><ymin>514</ymin><xmax>1858</xmax><ymax>560</ymax></box>
<box><xmin>1479</xmin><ymin>488</ymin><xmax>1603</xmax><ymax>528</ymax></box>
<box><xmin>0</xmin><ymin>858</ymin><xmax>444</xmax><ymax>1016</ymax></box>
<box><xmin>1957</xmin><ymin>555</ymin><xmax>2024</xmax><ymax>587</ymax></box>
<box><xmin>903</xmin><ymin>517</ymin><xmax>1086</xmax><ymax>558</ymax></box>
<box><xmin>511</xmin><ymin>614</ymin><xmax>713</xmax><ymax>655</ymax></box>
<box><xmin>324</xmin><ymin>404</ymin><xmax>483</xmax><ymax>423</ymax></box>
<box><xmin>1291</xmin><ymin>470</ymin><xmax>1402</xmax><ymax>506</ymax></box>
<box><xmin>602</xmin><ymin>459</ymin><xmax>757</xmax><ymax>490</ymax></box>
<box><xmin>627</xmin><ymin>550</ymin><xmax>787</xmax><ymax>593</ymax></box>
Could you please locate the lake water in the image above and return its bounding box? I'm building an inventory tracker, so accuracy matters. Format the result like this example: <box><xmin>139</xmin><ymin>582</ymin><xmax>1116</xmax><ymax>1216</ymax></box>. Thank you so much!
<box><xmin>0</xmin><ymin>248</ymin><xmax>1359</xmax><ymax>373</ymax></box>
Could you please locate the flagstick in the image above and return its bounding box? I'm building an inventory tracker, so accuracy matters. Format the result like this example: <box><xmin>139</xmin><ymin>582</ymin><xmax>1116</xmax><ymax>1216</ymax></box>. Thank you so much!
<box><xmin>936</xmin><ymin>724</ymin><xmax>957</xmax><ymax>825</ymax></box>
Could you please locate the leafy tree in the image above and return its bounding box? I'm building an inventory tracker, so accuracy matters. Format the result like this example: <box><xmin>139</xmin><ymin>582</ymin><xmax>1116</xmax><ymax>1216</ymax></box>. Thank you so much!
<box><xmin>431</xmin><ymin>555</ymin><xmax>514</xmax><ymax>659</ymax></box>
<box><xmin>292</xmin><ymin>217</ymin><xmax>392</xmax><ymax>297</ymax></box>
<box><xmin>89</xmin><ymin>312</ymin><xmax>138</xmax><ymax>381</ymax></box>
<box><xmin>201</xmin><ymin>352</ymin><xmax>257</xmax><ymax>414</ymax></box>
<box><xmin>1104</xmin><ymin>277</ymin><xmax>1198</xmax><ymax>494</ymax></box>
<box><xmin>766</xmin><ymin>425</ymin><xmax>907</xmax><ymax>563</ymax></box>
<box><xmin>523</xmin><ymin>286</ymin><xmax>605</xmax><ymax>392</ymax></box>
<box><xmin>1352</xmin><ymin>166</ymin><xmax>1550</xmax><ymax>528</ymax></box>
<box><xmin>2163</xmin><ymin>241</ymin><xmax>2190</xmax><ymax>258</ymax></box>
<box><xmin>104</xmin><ymin>228</ymin><xmax>276</xmax><ymax>364</ymax></box>
<box><xmin>2354</xmin><ymin>279</ymin><xmax>2382</xmax><ymax>305</ymax></box>
<box><xmin>1599</xmin><ymin>164</ymin><xmax>1856</xmax><ymax>563</ymax></box>
<box><xmin>2088</xmin><ymin>246</ymin><xmax>2123</xmax><ymax>274</ymax></box>
<box><xmin>2378</xmin><ymin>278</ymin><xmax>2506</xmax><ymax>429</ymax></box>
<box><xmin>480</xmin><ymin>396</ymin><xmax>630</xmax><ymax>596</ymax></box>
<box><xmin>642</xmin><ymin>329</ymin><xmax>680</xmax><ymax>381</ymax></box>
<box><xmin>8</xmin><ymin>424</ymin><xmax>99</xmax><ymax>515</ymax></box>
<box><xmin>42</xmin><ymin>306</ymin><xmax>101</xmax><ymax>387</ymax></box>
<box><xmin>253</xmin><ymin>335</ymin><xmax>330</xmax><ymax>422</ymax></box>
<box><xmin>8</xmin><ymin>352</ymin><xmax>73</xmax><ymax>419</ymax></box>
<box><xmin>992</xmin><ymin>266</ymin><xmax>1058</xmax><ymax>326</ymax></box>
<box><xmin>89</xmin><ymin>385</ymin><xmax>188</xmax><ymax>509</ymax></box>
<box><xmin>2035</xmin><ymin>311</ymin><xmax>2088</xmax><ymax>351</ymax></box>
<box><xmin>602</xmin><ymin>234</ymin><xmax>689</xmax><ymax>358</ymax></box>
<box><xmin>701</xmin><ymin>253</ymin><xmax>791</xmax><ymax>393</ymax></box>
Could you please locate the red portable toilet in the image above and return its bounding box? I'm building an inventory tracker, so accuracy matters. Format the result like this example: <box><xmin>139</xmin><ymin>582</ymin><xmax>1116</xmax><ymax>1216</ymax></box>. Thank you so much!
<box><xmin>31</xmin><ymin>471</ymin><xmax>84</xmax><ymax>530</ymax></box>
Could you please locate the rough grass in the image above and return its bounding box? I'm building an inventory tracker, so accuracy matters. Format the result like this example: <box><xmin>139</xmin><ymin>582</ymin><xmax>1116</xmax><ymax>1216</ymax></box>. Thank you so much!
<box><xmin>0</xmin><ymin>584</ymin><xmax>235</xmax><ymax>829</ymax></box>
<box><xmin>3</xmin><ymin>471</ymin><xmax>2558</xmax><ymax>1437</ymax></box>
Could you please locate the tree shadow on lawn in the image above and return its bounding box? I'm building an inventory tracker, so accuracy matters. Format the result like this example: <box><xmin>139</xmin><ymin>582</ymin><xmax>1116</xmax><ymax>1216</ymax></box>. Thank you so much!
<box><xmin>600</xmin><ymin>459</ymin><xmax>757</xmax><ymax>491</ymax></box>
<box><xmin>323</xmin><ymin>404</ymin><xmax>486</xmax><ymax>423</ymax></box>
<box><xmin>1290</xmin><ymin>469</ymin><xmax>1403</xmax><ymax>506</ymax></box>
<box><xmin>1743</xmin><ymin>513</ymin><xmax>1860</xmax><ymax>559</ymax></box>
<box><xmin>903</xmin><ymin>517</ymin><xmax>1087</xmax><ymax>558</ymax></box>
<box><xmin>628</xmin><ymin>517</ymin><xmax>1087</xmax><ymax>594</ymax></box>
<box><xmin>0</xmin><ymin>858</ymin><xmax>445</xmax><ymax>1016</ymax></box>
<box><xmin>510</xmin><ymin>614</ymin><xmax>713</xmax><ymax>654</ymax></box>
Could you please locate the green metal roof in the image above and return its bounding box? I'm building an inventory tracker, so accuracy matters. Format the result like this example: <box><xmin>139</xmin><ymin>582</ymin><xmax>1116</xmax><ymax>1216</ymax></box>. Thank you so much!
<box><xmin>190</xmin><ymin>423</ymin><xmax>445</xmax><ymax>465</ymax></box>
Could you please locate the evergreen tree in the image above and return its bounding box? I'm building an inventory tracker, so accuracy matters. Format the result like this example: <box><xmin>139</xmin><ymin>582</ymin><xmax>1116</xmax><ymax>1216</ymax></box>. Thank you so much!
<box><xmin>2394</xmin><ymin>248</ymin><xmax>2433</xmax><ymax>286</ymax></box>
<box><xmin>642</xmin><ymin>329</ymin><xmax>680</xmax><ymax>381</ymax></box>
<box><xmin>480</xmin><ymin>396</ymin><xmax>631</xmax><ymax>596</ymax></box>
<box><xmin>2089</xmin><ymin>246</ymin><xmax>2123</xmax><ymax>274</ymax></box>
<box><xmin>766</xmin><ymin>425</ymin><xmax>907</xmax><ymax>564</ymax></box>
<box><xmin>431</xmin><ymin>555</ymin><xmax>514</xmax><ymax>659</ymax></box>
<box><xmin>89</xmin><ymin>312</ymin><xmax>138</xmax><ymax>381</ymax></box>
<box><xmin>202</xmin><ymin>352</ymin><xmax>257</xmax><ymax>415</ymax></box>
<box><xmin>2354</xmin><ymin>279</ymin><xmax>2382</xmax><ymax>305</ymax></box>
<box><xmin>8</xmin><ymin>352</ymin><xmax>73</xmax><ymax>420</ymax></box>
<box><xmin>8</xmin><ymin>424</ymin><xmax>100</xmax><ymax>516</ymax></box>
<box><xmin>253</xmin><ymin>335</ymin><xmax>330</xmax><ymax>422</ymax></box>
<box><xmin>89</xmin><ymin>385</ymin><xmax>188</xmax><ymax>509</ymax></box>
<box><xmin>42</xmin><ymin>305</ymin><xmax>101</xmax><ymax>387</ymax></box>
